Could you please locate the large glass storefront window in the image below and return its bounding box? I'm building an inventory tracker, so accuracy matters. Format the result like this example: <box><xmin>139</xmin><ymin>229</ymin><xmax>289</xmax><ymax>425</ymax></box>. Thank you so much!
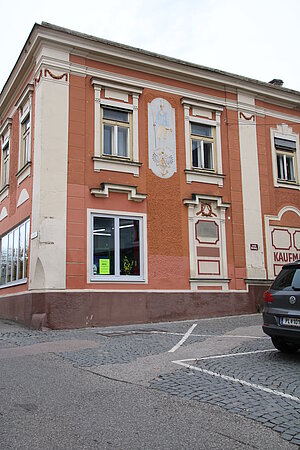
<box><xmin>0</xmin><ymin>219</ymin><xmax>30</xmax><ymax>286</ymax></box>
<box><xmin>92</xmin><ymin>214</ymin><xmax>142</xmax><ymax>280</ymax></box>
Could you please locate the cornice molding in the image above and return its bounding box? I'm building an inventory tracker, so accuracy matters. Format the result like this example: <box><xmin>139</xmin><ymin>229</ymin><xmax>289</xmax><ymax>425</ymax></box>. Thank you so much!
<box><xmin>90</xmin><ymin>183</ymin><xmax>147</xmax><ymax>202</ymax></box>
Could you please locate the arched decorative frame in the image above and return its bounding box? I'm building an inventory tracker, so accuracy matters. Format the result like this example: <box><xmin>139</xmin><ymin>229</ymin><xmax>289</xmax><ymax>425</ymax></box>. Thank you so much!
<box><xmin>265</xmin><ymin>206</ymin><xmax>300</xmax><ymax>279</ymax></box>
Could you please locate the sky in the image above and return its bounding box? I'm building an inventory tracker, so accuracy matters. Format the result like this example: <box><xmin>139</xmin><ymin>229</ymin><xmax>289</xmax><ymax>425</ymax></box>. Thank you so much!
<box><xmin>0</xmin><ymin>0</ymin><xmax>300</xmax><ymax>93</ymax></box>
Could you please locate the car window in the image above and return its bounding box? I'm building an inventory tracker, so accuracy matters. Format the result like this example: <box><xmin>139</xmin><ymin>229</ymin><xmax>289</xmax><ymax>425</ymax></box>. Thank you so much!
<box><xmin>271</xmin><ymin>267</ymin><xmax>300</xmax><ymax>291</ymax></box>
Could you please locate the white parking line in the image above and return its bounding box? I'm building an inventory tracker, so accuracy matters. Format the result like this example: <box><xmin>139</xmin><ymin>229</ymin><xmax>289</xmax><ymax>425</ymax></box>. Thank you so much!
<box><xmin>168</xmin><ymin>323</ymin><xmax>198</xmax><ymax>353</ymax></box>
<box><xmin>172</xmin><ymin>354</ymin><xmax>300</xmax><ymax>403</ymax></box>
<box><xmin>175</xmin><ymin>349</ymin><xmax>277</xmax><ymax>363</ymax></box>
<box><xmin>151</xmin><ymin>331</ymin><xmax>268</xmax><ymax>340</ymax></box>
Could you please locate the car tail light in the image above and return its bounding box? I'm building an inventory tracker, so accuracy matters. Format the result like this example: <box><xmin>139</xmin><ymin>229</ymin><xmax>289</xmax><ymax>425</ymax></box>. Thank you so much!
<box><xmin>264</xmin><ymin>291</ymin><xmax>273</xmax><ymax>303</ymax></box>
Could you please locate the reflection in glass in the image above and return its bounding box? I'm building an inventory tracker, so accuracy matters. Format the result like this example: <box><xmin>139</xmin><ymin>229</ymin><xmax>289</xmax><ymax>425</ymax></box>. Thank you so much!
<box><xmin>120</xmin><ymin>219</ymin><xmax>140</xmax><ymax>276</ymax></box>
<box><xmin>117</xmin><ymin>127</ymin><xmax>128</xmax><ymax>157</ymax></box>
<box><xmin>18</xmin><ymin>224</ymin><xmax>25</xmax><ymax>280</ymax></box>
<box><xmin>12</xmin><ymin>228</ymin><xmax>19</xmax><ymax>282</ymax></box>
<box><xmin>0</xmin><ymin>235</ymin><xmax>8</xmax><ymax>285</ymax></box>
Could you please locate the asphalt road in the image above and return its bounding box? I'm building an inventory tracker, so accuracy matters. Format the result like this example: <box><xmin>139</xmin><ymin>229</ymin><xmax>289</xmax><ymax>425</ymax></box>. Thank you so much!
<box><xmin>0</xmin><ymin>314</ymin><xmax>299</xmax><ymax>449</ymax></box>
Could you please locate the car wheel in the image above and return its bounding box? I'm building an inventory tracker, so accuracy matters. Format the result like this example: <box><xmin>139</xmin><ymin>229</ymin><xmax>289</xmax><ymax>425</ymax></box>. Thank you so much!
<box><xmin>271</xmin><ymin>337</ymin><xmax>300</xmax><ymax>353</ymax></box>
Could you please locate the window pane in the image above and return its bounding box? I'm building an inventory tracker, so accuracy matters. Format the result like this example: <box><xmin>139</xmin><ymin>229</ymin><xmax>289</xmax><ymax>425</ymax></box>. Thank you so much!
<box><xmin>117</xmin><ymin>127</ymin><xmax>128</xmax><ymax>157</ymax></box>
<box><xmin>7</xmin><ymin>232</ymin><xmax>13</xmax><ymax>283</ymax></box>
<box><xmin>286</xmin><ymin>156</ymin><xmax>295</xmax><ymax>181</ymax></box>
<box><xmin>119</xmin><ymin>219</ymin><xmax>140</xmax><ymax>276</ymax></box>
<box><xmin>93</xmin><ymin>217</ymin><xmax>115</xmax><ymax>276</ymax></box>
<box><xmin>277</xmin><ymin>154</ymin><xmax>284</xmax><ymax>179</ymax></box>
<box><xmin>192</xmin><ymin>140</ymin><xmax>200</xmax><ymax>167</ymax></box>
<box><xmin>24</xmin><ymin>221</ymin><xmax>30</xmax><ymax>279</ymax></box>
<box><xmin>0</xmin><ymin>235</ymin><xmax>8</xmax><ymax>285</ymax></box>
<box><xmin>12</xmin><ymin>228</ymin><xmax>19</xmax><ymax>282</ymax></box>
<box><xmin>103</xmin><ymin>125</ymin><xmax>113</xmax><ymax>155</ymax></box>
<box><xmin>191</xmin><ymin>123</ymin><xmax>212</xmax><ymax>137</ymax></box>
<box><xmin>203</xmin><ymin>142</ymin><xmax>213</xmax><ymax>169</ymax></box>
<box><xmin>103</xmin><ymin>108</ymin><xmax>128</xmax><ymax>123</ymax></box>
<box><xmin>18</xmin><ymin>224</ymin><xmax>25</xmax><ymax>280</ymax></box>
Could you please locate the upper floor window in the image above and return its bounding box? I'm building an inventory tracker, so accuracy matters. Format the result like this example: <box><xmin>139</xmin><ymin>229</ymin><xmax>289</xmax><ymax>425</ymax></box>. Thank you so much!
<box><xmin>271</xmin><ymin>124</ymin><xmax>300</xmax><ymax>190</ymax></box>
<box><xmin>92</xmin><ymin>78</ymin><xmax>142</xmax><ymax>176</ymax></box>
<box><xmin>20</xmin><ymin>114</ymin><xmax>31</xmax><ymax>168</ymax></box>
<box><xmin>275</xmin><ymin>138</ymin><xmax>296</xmax><ymax>183</ymax></box>
<box><xmin>102</xmin><ymin>107</ymin><xmax>131</xmax><ymax>158</ymax></box>
<box><xmin>1</xmin><ymin>142</ymin><xmax>9</xmax><ymax>187</ymax></box>
<box><xmin>182</xmin><ymin>98</ymin><xmax>224</xmax><ymax>187</ymax></box>
<box><xmin>191</xmin><ymin>123</ymin><xmax>215</xmax><ymax>171</ymax></box>
<box><xmin>0</xmin><ymin>118</ymin><xmax>12</xmax><ymax>197</ymax></box>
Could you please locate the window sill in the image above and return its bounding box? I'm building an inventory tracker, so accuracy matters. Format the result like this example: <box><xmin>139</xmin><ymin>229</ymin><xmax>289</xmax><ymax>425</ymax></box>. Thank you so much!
<box><xmin>185</xmin><ymin>169</ymin><xmax>225</xmax><ymax>186</ymax></box>
<box><xmin>275</xmin><ymin>179</ymin><xmax>300</xmax><ymax>190</ymax></box>
<box><xmin>90</xmin><ymin>276</ymin><xmax>145</xmax><ymax>283</ymax></box>
<box><xmin>16</xmin><ymin>161</ymin><xmax>31</xmax><ymax>185</ymax></box>
<box><xmin>93</xmin><ymin>156</ymin><xmax>141</xmax><ymax>177</ymax></box>
<box><xmin>0</xmin><ymin>184</ymin><xmax>9</xmax><ymax>203</ymax></box>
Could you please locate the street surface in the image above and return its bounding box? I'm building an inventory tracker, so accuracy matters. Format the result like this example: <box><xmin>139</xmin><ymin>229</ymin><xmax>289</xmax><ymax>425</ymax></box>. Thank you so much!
<box><xmin>0</xmin><ymin>313</ymin><xmax>299</xmax><ymax>449</ymax></box>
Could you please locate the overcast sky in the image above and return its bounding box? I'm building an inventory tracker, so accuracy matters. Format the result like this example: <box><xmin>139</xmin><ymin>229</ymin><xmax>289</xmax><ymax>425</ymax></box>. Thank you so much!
<box><xmin>1</xmin><ymin>0</ymin><xmax>300</xmax><ymax>92</ymax></box>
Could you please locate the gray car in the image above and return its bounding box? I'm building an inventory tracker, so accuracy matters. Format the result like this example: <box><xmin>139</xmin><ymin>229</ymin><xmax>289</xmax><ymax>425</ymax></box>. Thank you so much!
<box><xmin>262</xmin><ymin>260</ymin><xmax>300</xmax><ymax>353</ymax></box>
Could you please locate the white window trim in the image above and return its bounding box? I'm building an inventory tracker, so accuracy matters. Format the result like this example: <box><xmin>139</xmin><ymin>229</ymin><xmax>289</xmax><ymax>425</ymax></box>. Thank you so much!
<box><xmin>0</xmin><ymin>118</ymin><xmax>12</xmax><ymax>194</ymax></box>
<box><xmin>184</xmin><ymin>195</ymin><xmax>230</xmax><ymax>291</ymax></box>
<box><xmin>92</xmin><ymin>78</ymin><xmax>142</xmax><ymax>176</ymax></box>
<box><xmin>87</xmin><ymin>208</ymin><xmax>148</xmax><ymax>284</ymax></box>
<box><xmin>16</xmin><ymin>84</ymin><xmax>33</xmax><ymax>182</ymax></box>
<box><xmin>270</xmin><ymin>124</ymin><xmax>300</xmax><ymax>190</ymax></box>
<box><xmin>182</xmin><ymin>99</ymin><xmax>224</xmax><ymax>186</ymax></box>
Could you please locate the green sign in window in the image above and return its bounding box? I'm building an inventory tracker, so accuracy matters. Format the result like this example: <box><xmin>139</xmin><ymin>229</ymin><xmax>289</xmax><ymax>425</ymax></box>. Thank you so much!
<box><xmin>99</xmin><ymin>259</ymin><xmax>110</xmax><ymax>275</ymax></box>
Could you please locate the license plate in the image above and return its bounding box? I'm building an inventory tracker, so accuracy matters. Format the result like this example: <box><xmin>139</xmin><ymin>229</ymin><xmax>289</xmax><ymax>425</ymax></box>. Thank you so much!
<box><xmin>280</xmin><ymin>317</ymin><xmax>300</xmax><ymax>327</ymax></box>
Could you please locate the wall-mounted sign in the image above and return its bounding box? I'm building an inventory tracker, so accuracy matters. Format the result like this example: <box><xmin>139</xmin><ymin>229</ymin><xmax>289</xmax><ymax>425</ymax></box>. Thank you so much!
<box><xmin>250</xmin><ymin>243</ymin><xmax>259</xmax><ymax>251</ymax></box>
<box><xmin>148</xmin><ymin>98</ymin><xmax>176</xmax><ymax>178</ymax></box>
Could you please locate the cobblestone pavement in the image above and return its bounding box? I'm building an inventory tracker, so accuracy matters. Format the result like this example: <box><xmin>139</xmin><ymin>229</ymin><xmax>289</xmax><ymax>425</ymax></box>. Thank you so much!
<box><xmin>0</xmin><ymin>314</ymin><xmax>299</xmax><ymax>446</ymax></box>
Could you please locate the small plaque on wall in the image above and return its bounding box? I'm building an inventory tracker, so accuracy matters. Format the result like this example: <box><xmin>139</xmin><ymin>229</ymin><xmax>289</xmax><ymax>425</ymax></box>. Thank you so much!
<box><xmin>250</xmin><ymin>243</ymin><xmax>259</xmax><ymax>251</ymax></box>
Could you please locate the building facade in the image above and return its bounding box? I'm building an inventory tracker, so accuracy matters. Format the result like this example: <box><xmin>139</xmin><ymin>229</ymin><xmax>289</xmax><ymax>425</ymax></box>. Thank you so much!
<box><xmin>0</xmin><ymin>23</ymin><xmax>299</xmax><ymax>328</ymax></box>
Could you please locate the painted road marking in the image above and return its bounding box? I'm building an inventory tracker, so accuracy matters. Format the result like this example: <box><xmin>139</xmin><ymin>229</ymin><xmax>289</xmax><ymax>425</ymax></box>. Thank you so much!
<box><xmin>168</xmin><ymin>323</ymin><xmax>198</xmax><ymax>353</ymax></box>
<box><xmin>172</xmin><ymin>351</ymin><xmax>300</xmax><ymax>404</ymax></box>
<box><xmin>151</xmin><ymin>331</ymin><xmax>268</xmax><ymax>340</ymax></box>
<box><xmin>175</xmin><ymin>349</ymin><xmax>277</xmax><ymax>363</ymax></box>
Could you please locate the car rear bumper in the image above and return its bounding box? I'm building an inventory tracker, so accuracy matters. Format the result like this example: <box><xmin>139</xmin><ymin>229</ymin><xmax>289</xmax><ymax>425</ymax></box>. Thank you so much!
<box><xmin>262</xmin><ymin>322</ymin><xmax>300</xmax><ymax>344</ymax></box>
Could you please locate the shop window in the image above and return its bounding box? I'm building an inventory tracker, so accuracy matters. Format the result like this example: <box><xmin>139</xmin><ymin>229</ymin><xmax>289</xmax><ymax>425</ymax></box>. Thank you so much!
<box><xmin>91</xmin><ymin>213</ymin><xmax>143</xmax><ymax>281</ymax></box>
<box><xmin>0</xmin><ymin>219</ymin><xmax>30</xmax><ymax>287</ymax></box>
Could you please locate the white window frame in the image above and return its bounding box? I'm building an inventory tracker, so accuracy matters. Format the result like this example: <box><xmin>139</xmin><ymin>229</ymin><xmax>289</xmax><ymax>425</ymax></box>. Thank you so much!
<box><xmin>92</xmin><ymin>78</ymin><xmax>142</xmax><ymax>176</ymax></box>
<box><xmin>191</xmin><ymin>123</ymin><xmax>215</xmax><ymax>171</ymax></box>
<box><xmin>182</xmin><ymin>98</ymin><xmax>224</xmax><ymax>186</ymax></box>
<box><xmin>0</xmin><ymin>219</ymin><xmax>30</xmax><ymax>288</ymax></box>
<box><xmin>271</xmin><ymin>124</ymin><xmax>300</xmax><ymax>190</ymax></box>
<box><xmin>16</xmin><ymin>84</ymin><xmax>33</xmax><ymax>184</ymax></box>
<box><xmin>87</xmin><ymin>209</ymin><xmax>147</xmax><ymax>283</ymax></box>
<box><xmin>102</xmin><ymin>107</ymin><xmax>131</xmax><ymax>159</ymax></box>
<box><xmin>0</xmin><ymin>118</ymin><xmax>12</xmax><ymax>195</ymax></box>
